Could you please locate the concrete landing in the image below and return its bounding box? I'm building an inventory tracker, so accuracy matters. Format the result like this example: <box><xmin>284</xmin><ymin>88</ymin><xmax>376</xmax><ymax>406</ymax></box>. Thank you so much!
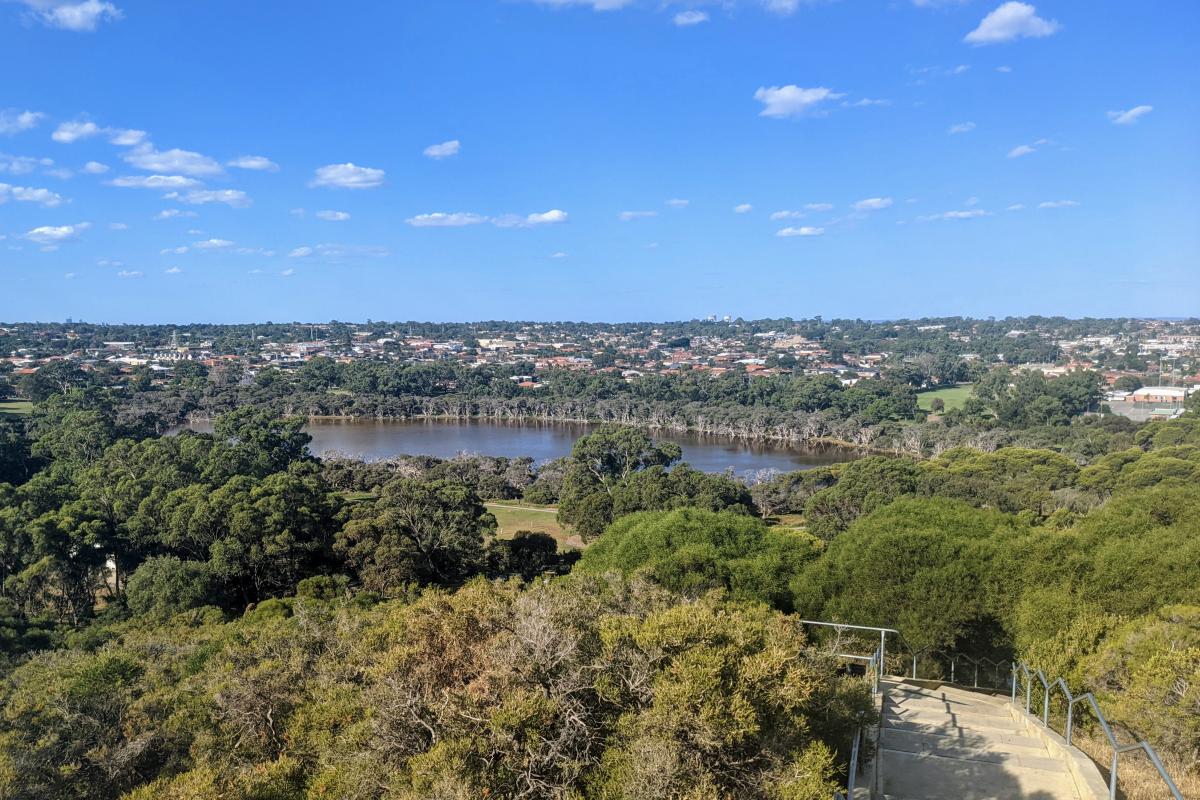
<box><xmin>876</xmin><ymin>679</ymin><xmax>1083</xmax><ymax>800</ymax></box>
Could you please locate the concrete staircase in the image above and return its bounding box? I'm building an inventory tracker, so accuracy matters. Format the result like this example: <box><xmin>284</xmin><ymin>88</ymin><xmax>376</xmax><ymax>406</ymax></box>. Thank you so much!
<box><xmin>875</xmin><ymin>679</ymin><xmax>1084</xmax><ymax>800</ymax></box>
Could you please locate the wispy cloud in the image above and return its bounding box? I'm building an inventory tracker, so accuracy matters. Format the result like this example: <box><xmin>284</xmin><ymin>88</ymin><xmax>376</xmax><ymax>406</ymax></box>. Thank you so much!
<box><xmin>1007</xmin><ymin>144</ymin><xmax>1036</xmax><ymax>158</ymax></box>
<box><xmin>754</xmin><ymin>85</ymin><xmax>844</xmax><ymax>118</ymax></box>
<box><xmin>776</xmin><ymin>226</ymin><xmax>824</xmax><ymax>237</ymax></box>
<box><xmin>116</xmin><ymin>269</ymin><xmax>143</xmax><ymax>278</ymax></box>
<box><xmin>0</xmin><ymin>182</ymin><xmax>65</xmax><ymax>207</ymax></box>
<box><xmin>23</xmin><ymin>221</ymin><xmax>90</xmax><ymax>244</ymax></box>
<box><xmin>733</xmin><ymin>203</ymin><xmax>753</xmax><ymax>214</ymax></box>
<box><xmin>310</xmin><ymin>162</ymin><xmax>385</xmax><ymax>189</ymax></box>
<box><xmin>316</xmin><ymin>210</ymin><xmax>350</xmax><ymax>221</ymax></box>
<box><xmin>406</xmin><ymin>212</ymin><xmax>487</xmax><ymax>228</ymax></box>
<box><xmin>1038</xmin><ymin>199</ymin><xmax>1079</xmax><ymax>208</ymax></box>
<box><xmin>918</xmin><ymin>209</ymin><xmax>991</xmax><ymax>221</ymax></box>
<box><xmin>965</xmin><ymin>2</ymin><xmax>1060</xmax><ymax>45</ymax></box>
<box><xmin>948</xmin><ymin>121</ymin><xmax>976</xmax><ymax>134</ymax></box>
<box><xmin>673</xmin><ymin>10</ymin><xmax>708</xmax><ymax>26</ymax></box>
<box><xmin>192</xmin><ymin>238</ymin><xmax>234</xmax><ymax>249</ymax></box>
<box><xmin>109</xmin><ymin>174</ymin><xmax>200</xmax><ymax>189</ymax></box>
<box><xmin>18</xmin><ymin>0</ymin><xmax>122</xmax><ymax>31</ymax></box>
<box><xmin>423</xmin><ymin>140</ymin><xmax>461</xmax><ymax>159</ymax></box>
<box><xmin>770</xmin><ymin>210</ymin><xmax>805</xmax><ymax>221</ymax></box>
<box><xmin>665</xmin><ymin>198</ymin><xmax>689</xmax><ymax>208</ymax></box>
<box><xmin>155</xmin><ymin>209</ymin><xmax>197</xmax><ymax>220</ymax></box>
<box><xmin>852</xmin><ymin>197</ymin><xmax>893</xmax><ymax>211</ymax></box>
<box><xmin>124</xmin><ymin>143</ymin><xmax>223</xmax><ymax>177</ymax></box>
<box><xmin>618</xmin><ymin>210</ymin><xmax>659</xmax><ymax>221</ymax></box>
<box><xmin>165</xmin><ymin>189</ymin><xmax>251</xmax><ymax>208</ymax></box>
<box><xmin>82</xmin><ymin>161</ymin><xmax>109</xmax><ymax>174</ymax></box>
<box><xmin>407</xmin><ymin>209</ymin><xmax>568</xmax><ymax>228</ymax></box>
<box><xmin>0</xmin><ymin>109</ymin><xmax>45</xmax><ymax>135</ymax></box>
<box><xmin>227</xmin><ymin>155</ymin><xmax>279</xmax><ymax>171</ymax></box>
<box><xmin>1107</xmin><ymin>105</ymin><xmax>1152</xmax><ymax>125</ymax></box>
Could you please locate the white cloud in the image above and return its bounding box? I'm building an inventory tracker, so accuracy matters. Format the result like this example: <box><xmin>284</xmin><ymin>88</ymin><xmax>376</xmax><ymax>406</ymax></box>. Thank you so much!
<box><xmin>526</xmin><ymin>0</ymin><xmax>634</xmax><ymax>9</ymax></box>
<box><xmin>498</xmin><ymin>209</ymin><xmax>569</xmax><ymax>227</ymax></box>
<box><xmin>665</xmin><ymin>198</ymin><xmax>689</xmax><ymax>208</ymax></box>
<box><xmin>770</xmin><ymin>210</ymin><xmax>805</xmax><ymax>220</ymax></box>
<box><xmin>161</xmin><ymin>246</ymin><xmax>188</xmax><ymax>254</ymax></box>
<box><xmin>0</xmin><ymin>182</ymin><xmax>65</xmax><ymax>207</ymax></box>
<box><xmin>1038</xmin><ymin>200</ymin><xmax>1079</xmax><ymax>208</ymax></box>
<box><xmin>96</xmin><ymin>258</ymin><xmax>122</xmax><ymax>267</ymax></box>
<box><xmin>844</xmin><ymin>97</ymin><xmax>890</xmax><ymax>107</ymax></box>
<box><xmin>289</xmin><ymin>246</ymin><xmax>314</xmax><ymax>258</ymax></box>
<box><xmin>63</xmin><ymin>272</ymin><xmax>78</xmax><ymax>279</ymax></box>
<box><xmin>82</xmin><ymin>160</ymin><xmax>109</xmax><ymax>174</ymax></box>
<box><xmin>0</xmin><ymin>109</ymin><xmax>45</xmax><ymax>135</ymax></box>
<box><xmin>124</xmin><ymin>143</ymin><xmax>223</xmax><ymax>177</ymax></box>
<box><xmin>116</xmin><ymin>270</ymin><xmax>143</xmax><ymax>278</ymax></box>
<box><xmin>108</xmin><ymin>128</ymin><xmax>146</xmax><ymax>146</ymax></box>
<box><xmin>406</xmin><ymin>212</ymin><xmax>488</xmax><ymax>228</ymax></box>
<box><xmin>52</xmin><ymin>120</ymin><xmax>102</xmax><ymax>143</ymax></box>
<box><xmin>0</xmin><ymin>154</ymin><xmax>53</xmax><ymax>174</ymax></box>
<box><xmin>997</xmin><ymin>65</ymin><xmax>1013</xmax><ymax>73</ymax></box>
<box><xmin>804</xmin><ymin>202</ymin><xmax>834</xmax><ymax>212</ymax></box>
<box><xmin>1006</xmin><ymin>203</ymin><xmax>1025</xmax><ymax>211</ymax></box>
<box><xmin>733</xmin><ymin>203</ymin><xmax>753</xmax><ymax>214</ymax></box>
<box><xmin>23</xmin><ymin>221</ymin><xmax>90</xmax><ymax>243</ymax></box>
<box><xmin>21</xmin><ymin>0</ymin><xmax>122</xmax><ymax>31</ymax></box>
<box><xmin>423</xmin><ymin>140</ymin><xmax>461</xmax><ymax>159</ymax></box>
<box><xmin>280</xmin><ymin>268</ymin><xmax>295</xmax><ymax>277</ymax></box>
<box><xmin>618</xmin><ymin>210</ymin><xmax>658</xmax><ymax>221</ymax></box>
<box><xmin>164</xmin><ymin>266</ymin><xmax>182</xmax><ymax>274</ymax></box>
<box><xmin>1108</xmin><ymin>105</ymin><xmax>1153</xmax><ymax>125</ymax></box>
<box><xmin>948</xmin><ymin>121</ymin><xmax>976</xmax><ymax>134</ymax></box>
<box><xmin>316</xmin><ymin>209</ymin><xmax>351</xmax><ymax>221</ymax></box>
<box><xmin>155</xmin><ymin>208</ymin><xmax>197</xmax><ymax>220</ymax></box>
<box><xmin>965</xmin><ymin>2</ymin><xmax>1060</xmax><ymax>45</ymax></box>
<box><xmin>193</xmin><ymin>238</ymin><xmax>234</xmax><ymax>249</ymax></box>
<box><xmin>310</xmin><ymin>162</ymin><xmax>385</xmax><ymax>189</ymax></box>
<box><xmin>754</xmin><ymin>85</ymin><xmax>844</xmax><ymax>118</ymax></box>
<box><xmin>227</xmin><ymin>155</ymin><xmax>279</xmax><ymax>171</ymax></box>
<box><xmin>1007</xmin><ymin>144</ymin><xmax>1036</xmax><ymax>158</ymax></box>
<box><xmin>673</xmin><ymin>10</ymin><xmax>708</xmax><ymax>25</ymax></box>
<box><xmin>776</xmin><ymin>226</ymin><xmax>824</xmax><ymax>237</ymax></box>
<box><xmin>165</xmin><ymin>189</ymin><xmax>251</xmax><ymax>208</ymax></box>
<box><xmin>852</xmin><ymin>197</ymin><xmax>893</xmax><ymax>211</ymax></box>
<box><xmin>108</xmin><ymin>222</ymin><xmax>127</xmax><ymax>230</ymax></box>
<box><xmin>550</xmin><ymin>251</ymin><xmax>569</xmax><ymax>259</ymax></box>
<box><xmin>109</xmin><ymin>174</ymin><xmax>200</xmax><ymax>189</ymax></box>
<box><xmin>919</xmin><ymin>209</ymin><xmax>990</xmax><ymax>221</ymax></box>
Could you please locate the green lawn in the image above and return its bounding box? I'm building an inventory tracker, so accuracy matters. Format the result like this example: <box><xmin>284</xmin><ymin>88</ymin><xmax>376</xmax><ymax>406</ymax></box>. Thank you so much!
<box><xmin>0</xmin><ymin>400</ymin><xmax>33</xmax><ymax>416</ymax></box>
<box><xmin>917</xmin><ymin>385</ymin><xmax>973</xmax><ymax>412</ymax></box>
<box><xmin>487</xmin><ymin>502</ymin><xmax>581</xmax><ymax>551</ymax></box>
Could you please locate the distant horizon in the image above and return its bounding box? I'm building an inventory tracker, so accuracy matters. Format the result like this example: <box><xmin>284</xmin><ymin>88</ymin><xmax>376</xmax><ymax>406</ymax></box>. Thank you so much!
<box><xmin>4</xmin><ymin>314</ymin><xmax>1198</xmax><ymax>327</ymax></box>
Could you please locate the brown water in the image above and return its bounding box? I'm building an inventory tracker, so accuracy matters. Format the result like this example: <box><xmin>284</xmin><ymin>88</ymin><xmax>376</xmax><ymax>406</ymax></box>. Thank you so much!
<box><xmin>185</xmin><ymin>418</ymin><xmax>857</xmax><ymax>476</ymax></box>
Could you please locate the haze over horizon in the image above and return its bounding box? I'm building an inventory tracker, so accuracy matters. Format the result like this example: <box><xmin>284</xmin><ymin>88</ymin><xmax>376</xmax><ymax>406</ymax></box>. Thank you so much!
<box><xmin>3</xmin><ymin>1</ymin><xmax>1198</xmax><ymax>322</ymax></box>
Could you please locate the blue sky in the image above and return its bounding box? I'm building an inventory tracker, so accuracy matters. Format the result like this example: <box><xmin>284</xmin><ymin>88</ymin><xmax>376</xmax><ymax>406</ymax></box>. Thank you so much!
<box><xmin>1</xmin><ymin>0</ymin><xmax>1197</xmax><ymax>323</ymax></box>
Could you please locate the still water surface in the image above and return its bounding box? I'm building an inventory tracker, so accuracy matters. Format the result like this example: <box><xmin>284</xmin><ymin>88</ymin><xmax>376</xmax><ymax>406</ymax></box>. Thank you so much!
<box><xmin>187</xmin><ymin>418</ymin><xmax>856</xmax><ymax>475</ymax></box>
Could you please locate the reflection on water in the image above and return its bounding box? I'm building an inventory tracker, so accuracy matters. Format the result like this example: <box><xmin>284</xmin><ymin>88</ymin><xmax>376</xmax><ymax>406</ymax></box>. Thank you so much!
<box><xmin>186</xmin><ymin>418</ymin><xmax>857</xmax><ymax>475</ymax></box>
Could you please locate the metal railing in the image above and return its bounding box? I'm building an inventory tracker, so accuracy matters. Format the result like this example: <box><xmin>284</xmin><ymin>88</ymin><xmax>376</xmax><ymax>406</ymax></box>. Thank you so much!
<box><xmin>800</xmin><ymin>621</ymin><xmax>898</xmax><ymax>800</ymax></box>
<box><xmin>908</xmin><ymin>648</ymin><xmax>1013</xmax><ymax>691</ymax></box>
<box><xmin>1011</xmin><ymin>662</ymin><xmax>1184</xmax><ymax>800</ymax></box>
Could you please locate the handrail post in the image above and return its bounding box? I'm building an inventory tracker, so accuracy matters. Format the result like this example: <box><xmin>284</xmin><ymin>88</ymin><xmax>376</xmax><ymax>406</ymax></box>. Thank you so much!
<box><xmin>911</xmin><ymin>654</ymin><xmax>917</xmax><ymax>679</ymax></box>
<box><xmin>1041</xmin><ymin>674</ymin><xmax>1050</xmax><ymax>727</ymax></box>
<box><xmin>1109</xmin><ymin>752</ymin><xmax>1119</xmax><ymax>800</ymax></box>
<box><xmin>1065</xmin><ymin>701</ymin><xmax>1074</xmax><ymax>747</ymax></box>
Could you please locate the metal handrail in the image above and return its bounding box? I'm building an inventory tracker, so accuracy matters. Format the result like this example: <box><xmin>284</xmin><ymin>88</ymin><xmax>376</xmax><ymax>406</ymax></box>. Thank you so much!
<box><xmin>1012</xmin><ymin>662</ymin><xmax>1184</xmax><ymax>800</ymax></box>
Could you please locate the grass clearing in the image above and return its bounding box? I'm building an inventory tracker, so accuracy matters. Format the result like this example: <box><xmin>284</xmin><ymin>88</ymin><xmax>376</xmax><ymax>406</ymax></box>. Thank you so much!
<box><xmin>0</xmin><ymin>400</ymin><xmax>33</xmax><ymax>416</ymax></box>
<box><xmin>917</xmin><ymin>384</ymin><xmax>973</xmax><ymax>412</ymax></box>
<box><xmin>487</xmin><ymin>502</ymin><xmax>582</xmax><ymax>551</ymax></box>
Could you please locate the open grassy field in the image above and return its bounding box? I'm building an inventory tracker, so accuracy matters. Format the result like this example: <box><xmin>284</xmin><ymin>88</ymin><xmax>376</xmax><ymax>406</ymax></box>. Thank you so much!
<box><xmin>487</xmin><ymin>502</ymin><xmax>582</xmax><ymax>551</ymax></box>
<box><xmin>0</xmin><ymin>400</ymin><xmax>33</xmax><ymax>416</ymax></box>
<box><xmin>917</xmin><ymin>384</ymin><xmax>973</xmax><ymax>412</ymax></box>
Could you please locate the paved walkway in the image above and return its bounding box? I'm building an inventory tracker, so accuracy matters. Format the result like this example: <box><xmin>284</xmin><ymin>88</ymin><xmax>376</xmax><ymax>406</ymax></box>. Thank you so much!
<box><xmin>876</xmin><ymin>679</ymin><xmax>1082</xmax><ymax>800</ymax></box>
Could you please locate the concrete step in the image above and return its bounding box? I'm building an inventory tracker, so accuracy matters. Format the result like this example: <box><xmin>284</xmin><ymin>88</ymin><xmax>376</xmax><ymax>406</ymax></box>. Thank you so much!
<box><xmin>880</xmin><ymin>748</ymin><xmax>1081</xmax><ymax>800</ymax></box>
<box><xmin>885</xmin><ymin>693</ymin><xmax>1015</xmax><ymax>720</ymax></box>
<box><xmin>886</xmin><ymin>680</ymin><xmax>1009</xmax><ymax>708</ymax></box>
<box><xmin>880</xmin><ymin>724</ymin><xmax>1050</xmax><ymax>758</ymax></box>
<box><xmin>883</xmin><ymin>705</ymin><xmax>1030</xmax><ymax>736</ymax></box>
<box><xmin>879</xmin><ymin>731</ymin><xmax>1063</xmax><ymax>772</ymax></box>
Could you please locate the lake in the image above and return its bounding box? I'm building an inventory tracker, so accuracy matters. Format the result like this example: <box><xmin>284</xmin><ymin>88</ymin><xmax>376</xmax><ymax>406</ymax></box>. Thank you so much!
<box><xmin>185</xmin><ymin>418</ymin><xmax>857</xmax><ymax>475</ymax></box>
